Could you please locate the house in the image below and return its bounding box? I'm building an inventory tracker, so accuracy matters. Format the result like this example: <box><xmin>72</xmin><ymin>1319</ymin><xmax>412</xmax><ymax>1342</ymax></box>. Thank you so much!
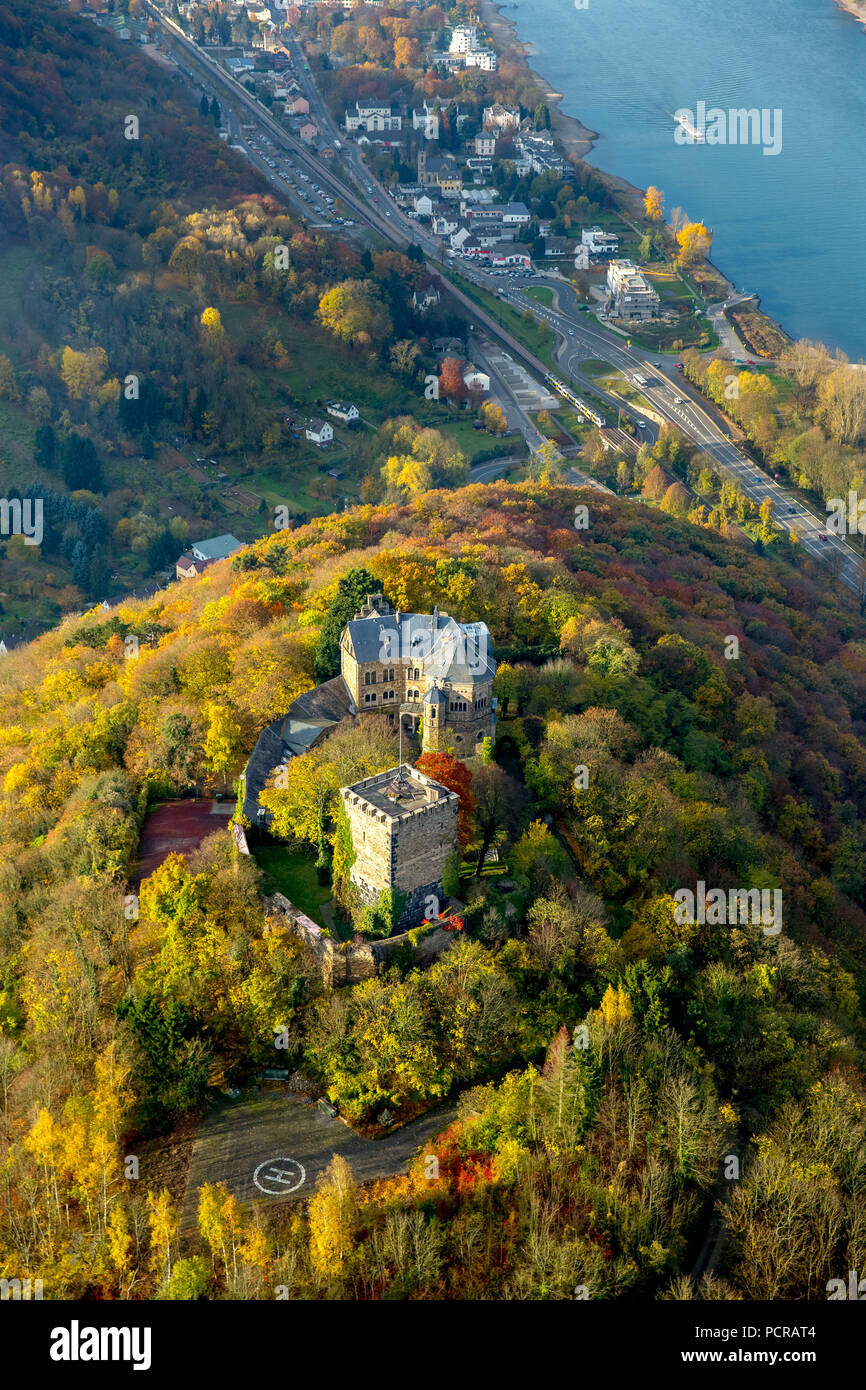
<box><xmin>176</xmin><ymin>553</ymin><xmax>209</xmax><ymax>581</ymax></box>
<box><xmin>574</xmin><ymin>225</ymin><xmax>619</xmax><ymax>269</ymax></box>
<box><xmin>463</xmin><ymin>367</ymin><xmax>490</xmax><ymax>393</ymax></box>
<box><xmin>298</xmin><ymin>121</ymin><xmax>318</xmax><ymax>142</ymax></box>
<box><xmin>327</xmin><ymin>401</ymin><xmax>359</xmax><ymax>423</ymax></box>
<box><xmin>177</xmin><ymin>532</ymin><xmax>242</xmax><ymax>579</ymax></box>
<box><xmin>286</xmin><ymin>95</ymin><xmax>309</xmax><ymax>115</ymax></box>
<box><xmin>474</xmin><ymin>133</ymin><xmax>496</xmax><ymax>157</ymax></box>
<box><xmin>482</xmin><ymin>103</ymin><xmax>521</xmax><ymax>131</ymax></box>
<box><xmin>414</xmin><ymin>193</ymin><xmax>434</xmax><ymax>217</ymax></box>
<box><xmin>306</xmin><ymin>418</ymin><xmax>334</xmax><ymax>445</ymax></box>
<box><xmin>191</xmin><ymin>534</ymin><xmax>242</xmax><ymax>563</ymax></box>
<box><xmin>543</xmin><ymin>236</ymin><xmax>571</xmax><ymax>257</ymax></box>
<box><xmin>344</xmin><ymin>101</ymin><xmax>402</xmax><ymax>133</ymax></box>
<box><xmin>412</xmin><ymin>102</ymin><xmax>439</xmax><ymax>141</ymax></box>
<box><xmin>606</xmin><ymin>260</ymin><xmax>661</xmax><ymax>321</ymax></box>
<box><xmin>412</xmin><ymin>276</ymin><xmax>441</xmax><ymax>311</ymax></box>
<box><xmin>431</xmin><ymin>209</ymin><xmax>459</xmax><ymax>237</ymax></box>
<box><xmin>465</xmin><ymin>48</ymin><xmax>497</xmax><ymax>71</ymax></box>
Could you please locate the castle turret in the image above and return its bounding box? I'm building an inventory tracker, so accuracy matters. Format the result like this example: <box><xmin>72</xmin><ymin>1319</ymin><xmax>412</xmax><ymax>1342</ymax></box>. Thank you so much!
<box><xmin>341</xmin><ymin>764</ymin><xmax>458</xmax><ymax>930</ymax></box>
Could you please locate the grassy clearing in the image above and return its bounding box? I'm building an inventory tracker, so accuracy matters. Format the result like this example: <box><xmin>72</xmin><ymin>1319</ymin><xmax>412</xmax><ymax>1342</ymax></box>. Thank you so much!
<box><xmin>524</xmin><ymin>286</ymin><xmax>554</xmax><ymax>306</ymax></box>
<box><xmin>252</xmin><ymin>842</ymin><xmax>333</xmax><ymax>925</ymax></box>
<box><xmin>442</xmin><ymin>269</ymin><xmax>557</xmax><ymax>370</ymax></box>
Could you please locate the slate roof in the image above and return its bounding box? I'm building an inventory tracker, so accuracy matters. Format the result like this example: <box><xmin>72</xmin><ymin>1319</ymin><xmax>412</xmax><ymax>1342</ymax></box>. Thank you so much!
<box><xmin>342</xmin><ymin>611</ymin><xmax>495</xmax><ymax>685</ymax></box>
<box><xmin>191</xmin><ymin>533</ymin><xmax>242</xmax><ymax>562</ymax></box>
<box><xmin>242</xmin><ymin>675</ymin><xmax>355</xmax><ymax>823</ymax></box>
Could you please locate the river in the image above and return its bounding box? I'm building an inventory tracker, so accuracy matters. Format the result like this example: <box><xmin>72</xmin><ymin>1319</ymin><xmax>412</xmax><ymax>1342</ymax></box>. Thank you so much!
<box><xmin>508</xmin><ymin>0</ymin><xmax>866</xmax><ymax>356</ymax></box>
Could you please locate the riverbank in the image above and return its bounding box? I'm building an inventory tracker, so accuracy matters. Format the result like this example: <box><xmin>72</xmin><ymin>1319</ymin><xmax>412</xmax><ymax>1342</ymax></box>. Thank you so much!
<box><xmin>476</xmin><ymin>0</ymin><xmax>804</xmax><ymax>352</ymax></box>
<box><xmin>835</xmin><ymin>0</ymin><xmax>866</xmax><ymax>26</ymax></box>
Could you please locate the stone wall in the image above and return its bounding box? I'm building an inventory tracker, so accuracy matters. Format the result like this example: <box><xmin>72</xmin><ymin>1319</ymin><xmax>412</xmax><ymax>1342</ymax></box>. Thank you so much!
<box><xmin>264</xmin><ymin>893</ymin><xmax>456</xmax><ymax>988</ymax></box>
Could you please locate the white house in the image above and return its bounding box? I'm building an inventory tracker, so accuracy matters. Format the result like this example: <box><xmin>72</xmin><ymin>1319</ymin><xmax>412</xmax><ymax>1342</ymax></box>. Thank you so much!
<box><xmin>344</xmin><ymin>102</ymin><xmax>402</xmax><ymax>134</ymax></box>
<box><xmin>412</xmin><ymin>103</ymin><xmax>439</xmax><ymax>141</ymax></box>
<box><xmin>414</xmin><ymin>193</ymin><xmax>434</xmax><ymax>217</ymax></box>
<box><xmin>465</xmin><ymin>48</ymin><xmax>497</xmax><ymax>71</ymax></box>
<box><xmin>482</xmin><ymin>103</ymin><xmax>520</xmax><ymax>131</ymax></box>
<box><xmin>574</xmin><ymin>225</ymin><xmax>620</xmax><ymax>269</ymax></box>
<box><xmin>412</xmin><ymin>275</ymin><xmax>441</xmax><ymax>311</ymax></box>
<box><xmin>306</xmin><ymin>418</ymin><xmax>334</xmax><ymax>446</ymax></box>
<box><xmin>463</xmin><ymin>367</ymin><xmax>490</xmax><ymax>392</ymax></box>
<box><xmin>432</xmin><ymin>210</ymin><xmax>459</xmax><ymax>237</ymax></box>
<box><xmin>474</xmin><ymin>133</ymin><xmax>496</xmax><ymax>157</ymax></box>
<box><xmin>327</xmin><ymin>401</ymin><xmax>359</xmax><ymax>423</ymax></box>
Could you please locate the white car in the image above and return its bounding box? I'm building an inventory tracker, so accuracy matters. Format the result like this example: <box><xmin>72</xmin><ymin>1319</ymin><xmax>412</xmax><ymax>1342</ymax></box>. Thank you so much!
<box><xmin>673</xmin><ymin>395</ymin><xmax>683</xmax><ymax>404</ymax></box>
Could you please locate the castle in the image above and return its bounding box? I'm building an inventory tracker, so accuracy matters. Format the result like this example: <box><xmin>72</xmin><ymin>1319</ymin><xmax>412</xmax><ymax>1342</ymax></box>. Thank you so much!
<box><xmin>339</xmin><ymin>594</ymin><xmax>497</xmax><ymax>754</ymax></box>
<box><xmin>341</xmin><ymin>763</ymin><xmax>459</xmax><ymax>931</ymax></box>
<box><xmin>242</xmin><ymin>595</ymin><xmax>496</xmax><ymax>824</ymax></box>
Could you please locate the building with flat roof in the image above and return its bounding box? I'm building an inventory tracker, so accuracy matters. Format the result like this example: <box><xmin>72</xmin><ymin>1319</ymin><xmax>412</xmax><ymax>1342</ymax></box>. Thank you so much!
<box><xmin>606</xmin><ymin>259</ymin><xmax>661</xmax><ymax>321</ymax></box>
<box><xmin>341</xmin><ymin>764</ymin><xmax>459</xmax><ymax>929</ymax></box>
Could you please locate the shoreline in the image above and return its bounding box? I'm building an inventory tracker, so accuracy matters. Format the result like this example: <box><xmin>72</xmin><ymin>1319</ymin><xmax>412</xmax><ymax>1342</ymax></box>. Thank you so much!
<box><xmin>476</xmin><ymin>0</ymin><xmax>788</xmax><ymax>335</ymax></box>
<box><xmin>835</xmin><ymin>0</ymin><xmax>866</xmax><ymax>24</ymax></box>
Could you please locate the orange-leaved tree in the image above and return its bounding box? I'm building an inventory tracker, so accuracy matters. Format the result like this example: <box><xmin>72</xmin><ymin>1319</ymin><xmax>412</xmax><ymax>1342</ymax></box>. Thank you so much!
<box><xmin>415</xmin><ymin>751</ymin><xmax>475</xmax><ymax>849</ymax></box>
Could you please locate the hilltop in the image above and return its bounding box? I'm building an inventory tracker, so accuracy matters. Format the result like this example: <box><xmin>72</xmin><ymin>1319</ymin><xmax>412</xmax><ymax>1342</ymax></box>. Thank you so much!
<box><xmin>0</xmin><ymin>481</ymin><xmax>864</xmax><ymax>1298</ymax></box>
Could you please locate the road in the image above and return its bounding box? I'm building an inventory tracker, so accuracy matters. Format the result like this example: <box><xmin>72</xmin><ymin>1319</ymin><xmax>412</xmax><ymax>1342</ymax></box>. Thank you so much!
<box><xmin>500</xmin><ymin>276</ymin><xmax>863</xmax><ymax>587</ymax></box>
<box><xmin>145</xmin><ymin>4</ymin><xmax>864</xmax><ymax>595</ymax></box>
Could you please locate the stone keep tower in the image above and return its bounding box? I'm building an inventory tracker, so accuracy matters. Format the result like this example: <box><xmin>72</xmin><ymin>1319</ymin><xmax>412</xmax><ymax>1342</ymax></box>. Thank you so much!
<box><xmin>340</xmin><ymin>764</ymin><xmax>458</xmax><ymax>931</ymax></box>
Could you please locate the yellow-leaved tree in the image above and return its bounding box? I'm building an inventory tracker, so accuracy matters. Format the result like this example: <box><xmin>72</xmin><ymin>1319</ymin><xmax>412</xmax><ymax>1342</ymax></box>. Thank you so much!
<box><xmin>644</xmin><ymin>185</ymin><xmax>665</xmax><ymax>221</ymax></box>
<box><xmin>308</xmin><ymin>1155</ymin><xmax>357</xmax><ymax>1282</ymax></box>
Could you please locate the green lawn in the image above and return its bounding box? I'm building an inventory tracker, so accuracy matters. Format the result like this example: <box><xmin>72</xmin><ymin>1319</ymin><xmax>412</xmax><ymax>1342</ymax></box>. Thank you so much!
<box><xmin>442</xmin><ymin>269</ymin><xmax>557</xmax><ymax>370</ymax></box>
<box><xmin>252</xmin><ymin>843</ymin><xmax>333</xmax><ymax>926</ymax></box>
<box><xmin>524</xmin><ymin>286</ymin><xmax>554</xmax><ymax>307</ymax></box>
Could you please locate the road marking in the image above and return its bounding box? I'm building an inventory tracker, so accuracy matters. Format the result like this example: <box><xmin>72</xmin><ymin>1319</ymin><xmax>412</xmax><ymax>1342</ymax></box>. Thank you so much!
<box><xmin>253</xmin><ymin>1157</ymin><xmax>306</xmax><ymax>1195</ymax></box>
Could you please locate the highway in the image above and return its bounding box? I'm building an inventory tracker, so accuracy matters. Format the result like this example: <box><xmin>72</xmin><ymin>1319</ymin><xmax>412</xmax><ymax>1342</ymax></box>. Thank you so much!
<box><xmin>144</xmin><ymin>3</ymin><xmax>864</xmax><ymax>595</ymax></box>
<box><xmin>500</xmin><ymin>276</ymin><xmax>863</xmax><ymax>587</ymax></box>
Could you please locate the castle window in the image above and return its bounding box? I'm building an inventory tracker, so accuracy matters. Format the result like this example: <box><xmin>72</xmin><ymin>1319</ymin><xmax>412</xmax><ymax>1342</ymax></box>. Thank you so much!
<box><xmin>364</xmin><ymin>692</ymin><xmax>377</xmax><ymax>705</ymax></box>
<box><xmin>364</xmin><ymin>670</ymin><xmax>377</xmax><ymax>686</ymax></box>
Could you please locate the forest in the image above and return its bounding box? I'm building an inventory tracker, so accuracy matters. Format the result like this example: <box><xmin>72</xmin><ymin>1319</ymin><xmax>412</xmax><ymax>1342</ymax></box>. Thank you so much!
<box><xmin>0</xmin><ymin>476</ymin><xmax>865</xmax><ymax>1299</ymax></box>
<box><xmin>0</xmin><ymin>0</ymin><xmax>479</xmax><ymax>636</ymax></box>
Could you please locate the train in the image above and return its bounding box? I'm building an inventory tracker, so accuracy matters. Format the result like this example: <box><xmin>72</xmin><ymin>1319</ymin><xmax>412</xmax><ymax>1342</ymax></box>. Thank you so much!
<box><xmin>544</xmin><ymin>373</ymin><xmax>607</xmax><ymax>428</ymax></box>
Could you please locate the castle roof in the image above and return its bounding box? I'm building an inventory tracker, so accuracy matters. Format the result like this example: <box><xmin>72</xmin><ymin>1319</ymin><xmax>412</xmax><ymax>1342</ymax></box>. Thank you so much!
<box><xmin>341</xmin><ymin>763</ymin><xmax>458</xmax><ymax>822</ymax></box>
<box><xmin>342</xmin><ymin>607</ymin><xmax>495</xmax><ymax>685</ymax></box>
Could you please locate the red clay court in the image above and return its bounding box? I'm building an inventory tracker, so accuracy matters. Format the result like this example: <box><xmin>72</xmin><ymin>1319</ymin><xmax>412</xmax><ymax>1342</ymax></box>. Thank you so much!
<box><xmin>134</xmin><ymin>799</ymin><xmax>235</xmax><ymax>884</ymax></box>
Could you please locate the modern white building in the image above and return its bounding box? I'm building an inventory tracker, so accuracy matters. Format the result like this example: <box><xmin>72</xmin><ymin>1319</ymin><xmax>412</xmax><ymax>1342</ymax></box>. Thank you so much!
<box><xmin>449</xmin><ymin>25</ymin><xmax>479</xmax><ymax>54</ymax></box>
<box><xmin>465</xmin><ymin>48</ymin><xmax>497</xmax><ymax>70</ymax></box>
<box><xmin>573</xmin><ymin>226</ymin><xmax>619</xmax><ymax>269</ymax></box>
<box><xmin>606</xmin><ymin>260</ymin><xmax>661</xmax><ymax>321</ymax></box>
